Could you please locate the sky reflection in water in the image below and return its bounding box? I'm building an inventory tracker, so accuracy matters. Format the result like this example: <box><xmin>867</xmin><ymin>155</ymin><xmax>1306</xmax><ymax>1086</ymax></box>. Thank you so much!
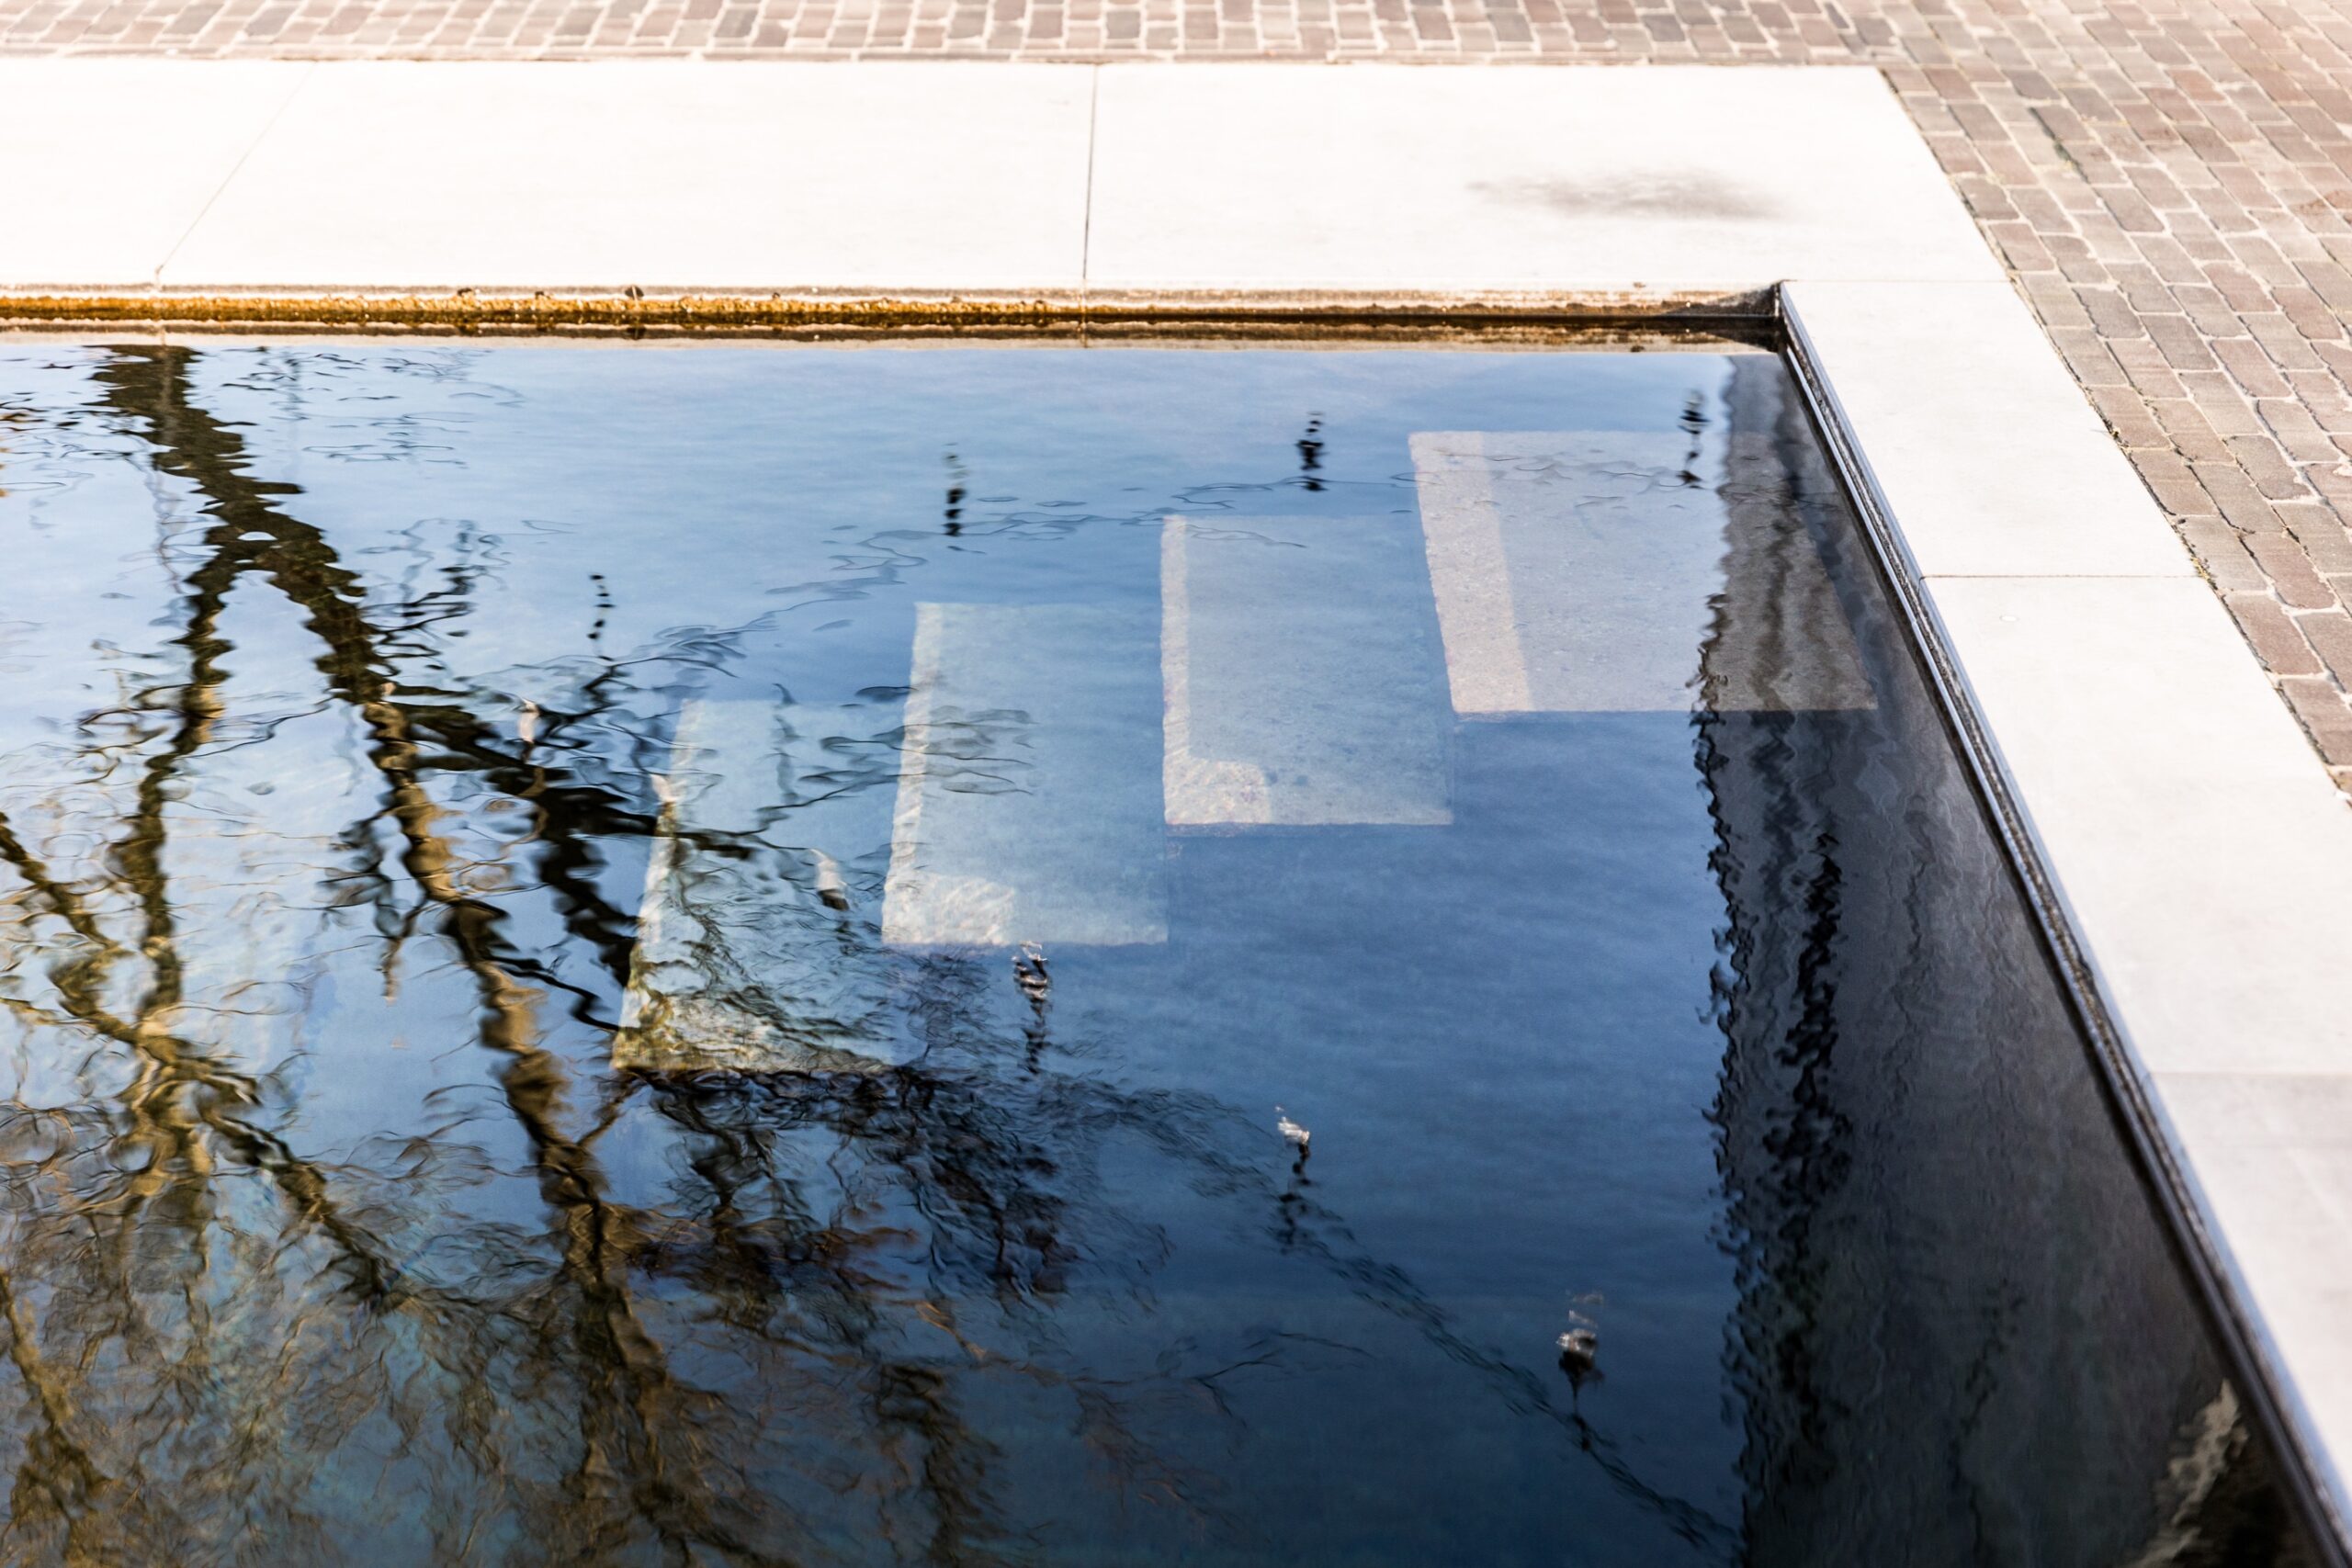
<box><xmin>0</xmin><ymin>339</ymin><xmax>2313</xmax><ymax>1567</ymax></box>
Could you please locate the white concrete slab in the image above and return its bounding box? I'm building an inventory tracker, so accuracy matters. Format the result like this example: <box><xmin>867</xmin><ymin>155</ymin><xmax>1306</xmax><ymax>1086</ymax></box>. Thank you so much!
<box><xmin>3</xmin><ymin>62</ymin><xmax>1990</xmax><ymax>299</ymax></box>
<box><xmin>0</xmin><ymin>61</ymin><xmax>311</xmax><ymax>288</ymax></box>
<box><xmin>2158</xmin><ymin>1075</ymin><xmax>2352</xmax><ymax>1497</ymax></box>
<box><xmin>1411</xmin><ymin>430</ymin><xmax>1872</xmax><ymax>715</ymax></box>
<box><xmin>164</xmin><ymin>62</ymin><xmax>1094</xmax><ymax>291</ymax></box>
<box><xmin>1162</xmin><ymin>514</ymin><xmax>1451</xmax><ymax>827</ymax></box>
<box><xmin>1783</xmin><ymin>280</ymin><xmax>2196</xmax><ymax>580</ymax></box>
<box><xmin>1926</xmin><ymin>573</ymin><xmax>2352</xmax><ymax>1076</ymax></box>
<box><xmin>1087</xmin><ymin>65</ymin><xmax>1998</xmax><ymax>294</ymax></box>
<box><xmin>884</xmin><ymin>603</ymin><xmax>1166</xmax><ymax>948</ymax></box>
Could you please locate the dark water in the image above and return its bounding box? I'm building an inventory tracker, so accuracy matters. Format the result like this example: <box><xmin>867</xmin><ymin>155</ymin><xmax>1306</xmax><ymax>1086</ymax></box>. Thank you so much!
<box><xmin>0</xmin><ymin>337</ymin><xmax>2314</xmax><ymax>1566</ymax></box>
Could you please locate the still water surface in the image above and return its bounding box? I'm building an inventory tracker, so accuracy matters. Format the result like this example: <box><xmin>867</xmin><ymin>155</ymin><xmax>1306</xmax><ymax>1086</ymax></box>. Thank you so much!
<box><xmin>0</xmin><ymin>338</ymin><xmax>2314</xmax><ymax>1565</ymax></box>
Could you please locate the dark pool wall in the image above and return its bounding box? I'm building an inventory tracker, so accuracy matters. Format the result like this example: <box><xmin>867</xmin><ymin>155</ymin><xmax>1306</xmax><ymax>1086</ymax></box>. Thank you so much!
<box><xmin>1705</xmin><ymin>358</ymin><xmax>2294</xmax><ymax>1567</ymax></box>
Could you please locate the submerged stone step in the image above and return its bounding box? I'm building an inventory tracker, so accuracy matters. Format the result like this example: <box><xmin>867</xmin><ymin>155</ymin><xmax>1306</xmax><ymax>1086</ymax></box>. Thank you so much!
<box><xmin>883</xmin><ymin>601</ymin><xmax>1168</xmax><ymax>948</ymax></box>
<box><xmin>1410</xmin><ymin>424</ymin><xmax>1872</xmax><ymax>716</ymax></box>
<box><xmin>615</xmin><ymin>693</ymin><xmax>901</xmax><ymax>1075</ymax></box>
<box><xmin>1161</xmin><ymin>513</ymin><xmax>1452</xmax><ymax>828</ymax></box>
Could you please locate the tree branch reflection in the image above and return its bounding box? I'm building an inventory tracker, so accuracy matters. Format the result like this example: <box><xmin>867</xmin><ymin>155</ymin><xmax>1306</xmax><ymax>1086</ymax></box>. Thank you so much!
<box><xmin>0</xmin><ymin>344</ymin><xmax>1735</xmax><ymax>1565</ymax></box>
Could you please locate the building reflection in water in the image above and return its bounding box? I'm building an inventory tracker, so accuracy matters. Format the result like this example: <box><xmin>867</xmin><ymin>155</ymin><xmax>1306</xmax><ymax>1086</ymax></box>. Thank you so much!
<box><xmin>0</xmin><ymin>339</ymin><xmax>2312</xmax><ymax>1566</ymax></box>
<box><xmin>1700</xmin><ymin>357</ymin><xmax>2310</xmax><ymax>1567</ymax></box>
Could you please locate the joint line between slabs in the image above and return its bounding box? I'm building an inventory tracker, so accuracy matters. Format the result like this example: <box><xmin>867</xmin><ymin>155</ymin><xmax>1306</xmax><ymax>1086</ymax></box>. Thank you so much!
<box><xmin>1080</xmin><ymin>62</ymin><xmax>1100</xmax><ymax>307</ymax></box>
<box><xmin>153</xmin><ymin>61</ymin><xmax>318</xmax><ymax>288</ymax></box>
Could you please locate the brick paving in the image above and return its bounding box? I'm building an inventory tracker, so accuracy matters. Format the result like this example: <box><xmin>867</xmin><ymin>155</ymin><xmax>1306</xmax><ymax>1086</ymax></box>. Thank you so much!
<box><xmin>11</xmin><ymin>1</ymin><xmax>2352</xmax><ymax>777</ymax></box>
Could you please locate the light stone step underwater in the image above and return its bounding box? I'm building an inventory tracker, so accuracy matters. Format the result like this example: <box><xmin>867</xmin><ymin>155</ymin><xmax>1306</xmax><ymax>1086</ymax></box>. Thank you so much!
<box><xmin>615</xmin><ymin>694</ymin><xmax>904</xmax><ymax>1074</ymax></box>
<box><xmin>884</xmin><ymin>602</ymin><xmax>1168</xmax><ymax>948</ymax></box>
<box><xmin>1162</xmin><ymin>514</ymin><xmax>1452</xmax><ymax>828</ymax></box>
<box><xmin>1410</xmin><ymin>429</ymin><xmax>1874</xmax><ymax>716</ymax></box>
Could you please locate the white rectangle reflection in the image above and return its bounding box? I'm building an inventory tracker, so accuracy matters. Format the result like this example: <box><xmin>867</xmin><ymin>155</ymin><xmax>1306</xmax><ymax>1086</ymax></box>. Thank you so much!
<box><xmin>884</xmin><ymin>602</ymin><xmax>1168</xmax><ymax>948</ymax></box>
<box><xmin>1411</xmin><ymin>429</ymin><xmax>1872</xmax><ymax>716</ymax></box>
<box><xmin>1162</xmin><ymin>514</ymin><xmax>1452</xmax><ymax>828</ymax></box>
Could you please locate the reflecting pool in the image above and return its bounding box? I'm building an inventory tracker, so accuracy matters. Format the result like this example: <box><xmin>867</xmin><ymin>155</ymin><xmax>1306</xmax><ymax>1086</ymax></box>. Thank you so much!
<box><xmin>0</xmin><ymin>336</ymin><xmax>2315</xmax><ymax>1565</ymax></box>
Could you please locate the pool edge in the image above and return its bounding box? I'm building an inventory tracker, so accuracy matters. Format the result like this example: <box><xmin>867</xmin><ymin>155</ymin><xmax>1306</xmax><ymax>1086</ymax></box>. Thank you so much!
<box><xmin>0</xmin><ymin>285</ymin><xmax>1774</xmax><ymax>333</ymax></box>
<box><xmin>1782</xmin><ymin>278</ymin><xmax>2352</xmax><ymax>1568</ymax></box>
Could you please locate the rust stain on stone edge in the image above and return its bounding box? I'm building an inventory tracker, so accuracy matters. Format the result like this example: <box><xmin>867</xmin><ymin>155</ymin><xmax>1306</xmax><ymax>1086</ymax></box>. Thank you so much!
<box><xmin>0</xmin><ymin>287</ymin><xmax>1773</xmax><ymax>333</ymax></box>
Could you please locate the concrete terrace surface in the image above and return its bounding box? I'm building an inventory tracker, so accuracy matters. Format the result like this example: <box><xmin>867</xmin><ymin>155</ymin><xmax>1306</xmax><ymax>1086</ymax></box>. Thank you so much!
<box><xmin>15</xmin><ymin>7</ymin><xmax>2352</xmax><ymax>805</ymax></box>
<box><xmin>0</xmin><ymin>61</ymin><xmax>1996</xmax><ymax>290</ymax></box>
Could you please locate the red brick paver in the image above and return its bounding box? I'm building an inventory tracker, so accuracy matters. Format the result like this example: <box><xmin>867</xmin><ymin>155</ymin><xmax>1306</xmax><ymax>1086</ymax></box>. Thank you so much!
<box><xmin>12</xmin><ymin>0</ymin><xmax>2352</xmax><ymax>780</ymax></box>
